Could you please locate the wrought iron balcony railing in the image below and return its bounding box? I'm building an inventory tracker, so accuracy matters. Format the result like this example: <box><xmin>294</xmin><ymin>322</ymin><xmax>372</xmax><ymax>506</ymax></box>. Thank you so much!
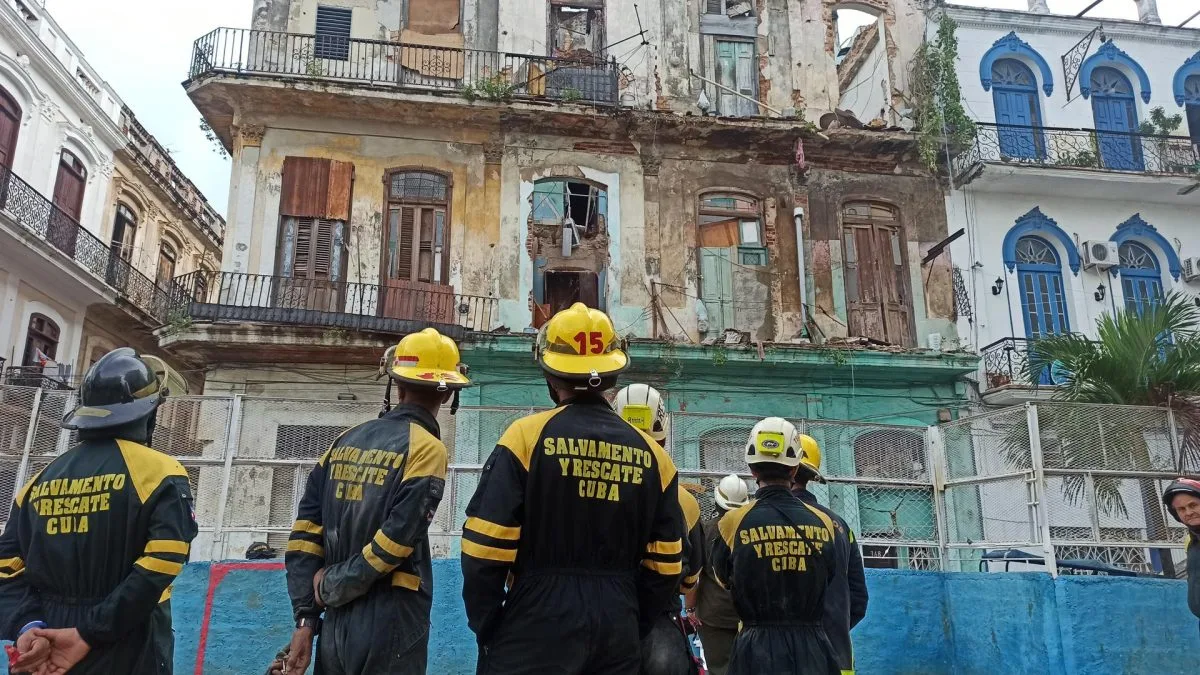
<box><xmin>0</xmin><ymin>164</ymin><xmax>173</xmax><ymax>324</ymax></box>
<box><xmin>982</xmin><ymin>337</ymin><xmax>1033</xmax><ymax>390</ymax></box>
<box><xmin>2</xmin><ymin>366</ymin><xmax>71</xmax><ymax>391</ymax></box>
<box><xmin>955</xmin><ymin>123</ymin><xmax>1200</xmax><ymax>181</ymax></box>
<box><xmin>171</xmin><ymin>271</ymin><xmax>499</xmax><ymax>340</ymax></box>
<box><xmin>189</xmin><ymin>27</ymin><xmax>620</xmax><ymax>106</ymax></box>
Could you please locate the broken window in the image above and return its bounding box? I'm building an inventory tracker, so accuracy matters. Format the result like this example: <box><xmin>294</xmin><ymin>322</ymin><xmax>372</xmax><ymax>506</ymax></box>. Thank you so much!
<box><xmin>531</xmin><ymin>179</ymin><xmax>607</xmax><ymax>242</ymax></box>
<box><xmin>704</xmin><ymin>0</ymin><xmax>754</xmax><ymax>17</ymax></box>
<box><xmin>698</xmin><ymin>192</ymin><xmax>764</xmax><ymax>265</ymax></box>
<box><xmin>549</xmin><ymin>1</ymin><xmax>605</xmax><ymax>59</ymax></box>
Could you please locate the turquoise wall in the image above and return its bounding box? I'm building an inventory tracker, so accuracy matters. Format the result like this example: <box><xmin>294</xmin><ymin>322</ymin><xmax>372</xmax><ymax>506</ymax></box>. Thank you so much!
<box><xmin>4</xmin><ymin>562</ymin><xmax>1188</xmax><ymax>675</ymax></box>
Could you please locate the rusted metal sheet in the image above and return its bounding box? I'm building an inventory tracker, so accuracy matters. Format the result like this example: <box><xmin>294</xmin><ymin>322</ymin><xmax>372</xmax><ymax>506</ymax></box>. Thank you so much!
<box><xmin>326</xmin><ymin>160</ymin><xmax>354</xmax><ymax>221</ymax></box>
<box><xmin>280</xmin><ymin>156</ymin><xmax>330</xmax><ymax>218</ymax></box>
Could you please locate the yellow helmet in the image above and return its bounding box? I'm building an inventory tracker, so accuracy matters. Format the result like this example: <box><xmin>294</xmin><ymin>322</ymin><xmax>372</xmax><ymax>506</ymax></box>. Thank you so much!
<box><xmin>537</xmin><ymin>302</ymin><xmax>628</xmax><ymax>382</ymax></box>
<box><xmin>798</xmin><ymin>434</ymin><xmax>826</xmax><ymax>483</ymax></box>
<box><xmin>384</xmin><ymin>328</ymin><xmax>471</xmax><ymax>391</ymax></box>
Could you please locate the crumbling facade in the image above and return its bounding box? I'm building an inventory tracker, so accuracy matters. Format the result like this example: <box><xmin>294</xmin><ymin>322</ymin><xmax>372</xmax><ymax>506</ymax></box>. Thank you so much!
<box><xmin>177</xmin><ymin>0</ymin><xmax>970</xmax><ymax>421</ymax></box>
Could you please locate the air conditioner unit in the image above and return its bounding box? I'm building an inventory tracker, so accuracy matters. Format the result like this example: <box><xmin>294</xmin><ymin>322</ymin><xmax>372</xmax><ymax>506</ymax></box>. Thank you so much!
<box><xmin>1182</xmin><ymin>256</ymin><xmax>1200</xmax><ymax>283</ymax></box>
<box><xmin>1080</xmin><ymin>240</ymin><xmax>1118</xmax><ymax>270</ymax></box>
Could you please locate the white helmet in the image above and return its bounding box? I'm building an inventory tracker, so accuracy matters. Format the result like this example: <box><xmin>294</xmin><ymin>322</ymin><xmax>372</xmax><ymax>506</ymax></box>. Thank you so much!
<box><xmin>744</xmin><ymin>417</ymin><xmax>802</xmax><ymax>467</ymax></box>
<box><xmin>613</xmin><ymin>383</ymin><xmax>668</xmax><ymax>442</ymax></box>
<box><xmin>715</xmin><ymin>474</ymin><xmax>750</xmax><ymax>511</ymax></box>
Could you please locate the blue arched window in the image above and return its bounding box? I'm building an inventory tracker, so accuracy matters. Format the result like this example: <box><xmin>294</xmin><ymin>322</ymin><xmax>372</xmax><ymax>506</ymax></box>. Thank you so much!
<box><xmin>990</xmin><ymin>59</ymin><xmax>1044</xmax><ymax>159</ymax></box>
<box><xmin>1015</xmin><ymin>236</ymin><xmax>1070</xmax><ymax>341</ymax></box>
<box><xmin>1089</xmin><ymin>67</ymin><xmax>1144</xmax><ymax>171</ymax></box>
<box><xmin>1117</xmin><ymin>241</ymin><xmax>1163</xmax><ymax>316</ymax></box>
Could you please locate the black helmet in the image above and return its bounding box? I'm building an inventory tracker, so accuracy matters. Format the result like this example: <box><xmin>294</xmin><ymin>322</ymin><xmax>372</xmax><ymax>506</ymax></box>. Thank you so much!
<box><xmin>63</xmin><ymin>348</ymin><xmax>165</xmax><ymax>430</ymax></box>
<box><xmin>1162</xmin><ymin>477</ymin><xmax>1200</xmax><ymax>523</ymax></box>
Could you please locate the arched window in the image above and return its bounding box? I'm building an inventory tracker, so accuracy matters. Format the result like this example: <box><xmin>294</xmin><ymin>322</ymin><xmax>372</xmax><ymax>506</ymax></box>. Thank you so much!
<box><xmin>111</xmin><ymin>202</ymin><xmax>137</xmax><ymax>261</ymax></box>
<box><xmin>22</xmin><ymin>313</ymin><xmax>59</xmax><ymax>367</ymax></box>
<box><xmin>1186</xmin><ymin>74</ymin><xmax>1200</xmax><ymax>147</ymax></box>
<box><xmin>698</xmin><ymin>192</ymin><xmax>764</xmax><ymax>262</ymax></box>
<box><xmin>383</xmin><ymin>169</ymin><xmax>450</xmax><ymax>285</ymax></box>
<box><xmin>529</xmin><ymin>177</ymin><xmax>609</xmax><ymax>323</ymax></box>
<box><xmin>1090</xmin><ymin>67</ymin><xmax>1144</xmax><ymax>171</ymax></box>
<box><xmin>1015</xmin><ymin>235</ymin><xmax>1069</xmax><ymax>342</ymax></box>
<box><xmin>0</xmin><ymin>86</ymin><xmax>21</xmax><ymax>169</ymax></box>
<box><xmin>990</xmin><ymin>59</ymin><xmax>1044</xmax><ymax>159</ymax></box>
<box><xmin>841</xmin><ymin>201</ymin><xmax>911</xmax><ymax>346</ymax></box>
<box><xmin>157</xmin><ymin>240</ymin><xmax>178</xmax><ymax>286</ymax></box>
<box><xmin>52</xmin><ymin>149</ymin><xmax>87</xmax><ymax>222</ymax></box>
<box><xmin>1117</xmin><ymin>241</ymin><xmax>1163</xmax><ymax>316</ymax></box>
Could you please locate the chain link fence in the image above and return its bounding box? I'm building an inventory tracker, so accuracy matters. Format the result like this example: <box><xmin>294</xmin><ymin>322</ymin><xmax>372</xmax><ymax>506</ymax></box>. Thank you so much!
<box><xmin>0</xmin><ymin>384</ymin><xmax>1190</xmax><ymax>576</ymax></box>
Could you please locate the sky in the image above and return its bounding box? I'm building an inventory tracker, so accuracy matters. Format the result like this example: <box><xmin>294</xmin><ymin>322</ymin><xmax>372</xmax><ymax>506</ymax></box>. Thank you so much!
<box><xmin>38</xmin><ymin>0</ymin><xmax>1200</xmax><ymax>219</ymax></box>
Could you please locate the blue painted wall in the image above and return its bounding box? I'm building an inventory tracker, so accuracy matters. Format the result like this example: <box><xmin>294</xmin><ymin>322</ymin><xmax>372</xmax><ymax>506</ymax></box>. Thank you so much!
<box><xmin>1</xmin><ymin>564</ymin><xmax>1192</xmax><ymax>674</ymax></box>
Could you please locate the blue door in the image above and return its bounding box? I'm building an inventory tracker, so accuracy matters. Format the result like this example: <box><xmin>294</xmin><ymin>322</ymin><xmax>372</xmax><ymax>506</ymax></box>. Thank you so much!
<box><xmin>1015</xmin><ymin>236</ymin><xmax>1070</xmax><ymax>384</ymax></box>
<box><xmin>991</xmin><ymin>59</ymin><xmax>1043</xmax><ymax>159</ymax></box>
<box><xmin>1090</xmin><ymin>67</ymin><xmax>1143</xmax><ymax>171</ymax></box>
<box><xmin>1117</xmin><ymin>241</ymin><xmax>1163</xmax><ymax>316</ymax></box>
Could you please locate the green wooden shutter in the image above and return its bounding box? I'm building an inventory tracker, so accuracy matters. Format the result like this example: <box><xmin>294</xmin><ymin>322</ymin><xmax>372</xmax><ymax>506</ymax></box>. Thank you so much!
<box><xmin>700</xmin><ymin>248</ymin><xmax>735</xmax><ymax>333</ymax></box>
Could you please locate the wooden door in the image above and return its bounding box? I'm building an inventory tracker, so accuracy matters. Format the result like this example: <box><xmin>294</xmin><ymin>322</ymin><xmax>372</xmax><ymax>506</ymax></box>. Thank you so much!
<box><xmin>380</xmin><ymin>203</ymin><xmax>453</xmax><ymax>324</ymax></box>
<box><xmin>715</xmin><ymin>40</ymin><xmax>755</xmax><ymax>117</ymax></box>
<box><xmin>1090</xmin><ymin>67</ymin><xmax>1143</xmax><ymax>171</ymax></box>
<box><xmin>700</xmin><ymin>247</ymin><xmax>735</xmax><ymax>334</ymax></box>
<box><xmin>276</xmin><ymin>217</ymin><xmax>344</xmax><ymax>312</ymax></box>
<box><xmin>49</xmin><ymin>151</ymin><xmax>86</xmax><ymax>256</ymax></box>
<box><xmin>0</xmin><ymin>89</ymin><xmax>20</xmax><ymax>170</ymax></box>
<box><xmin>843</xmin><ymin>211</ymin><xmax>912</xmax><ymax>346</ymax></box>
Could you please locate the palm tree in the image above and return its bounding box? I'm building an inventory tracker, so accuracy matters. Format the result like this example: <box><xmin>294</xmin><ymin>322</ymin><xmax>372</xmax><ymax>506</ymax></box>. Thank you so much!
<box><xmin>1006</xmin><ymin>293</ymin><xmax>1200</xmax><ymax>574</ymax></box>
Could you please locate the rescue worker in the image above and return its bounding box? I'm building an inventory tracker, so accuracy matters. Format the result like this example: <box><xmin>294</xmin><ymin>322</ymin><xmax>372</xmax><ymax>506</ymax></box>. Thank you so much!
<box><xmin>686</xmin><ymin>474</ymin><xmax>750</xmax><ymax>675</ymax></box>
<box><xmin>283</xmin><ymin>328</ymin><xmax>469</xmax><ymax>675</ymax></box>
<box><xmin>791</xmin><ymin>434</ymin><xmax>868</xmax><ymax>674</ymax></box>
<box><xmin>462</xmin><ymin>303</ymin><xmax>684</xmax><ymax>674</ymax></box>
<box><xmin>613</xmin><ymin>383</ymin><xmax>703</xmax><ymax>675</ymax></box>
<box><xmin>0</xmin><ymin>347</ymin><xmax>198</xmax><ymax>674</ymax></box>
<box><xmin>1162</xmin><ymin>478</ymin><xmax>1200</xmax><ymax>630</ymax></box>
<box><xmin>711</xmin><ymin>417</ymin><xmax>840</xmax><ymax>675</ymax></box>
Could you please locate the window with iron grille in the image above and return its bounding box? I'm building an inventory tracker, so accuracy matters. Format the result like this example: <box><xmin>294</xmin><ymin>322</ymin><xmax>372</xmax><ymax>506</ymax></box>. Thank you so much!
<box><xmin>314</xmin><ymin>6</ymin><xmax>352</xmax><ymax>61</ymax></box>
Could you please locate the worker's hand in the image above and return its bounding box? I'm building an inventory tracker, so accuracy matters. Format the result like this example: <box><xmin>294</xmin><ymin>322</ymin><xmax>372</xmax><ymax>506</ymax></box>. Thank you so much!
<box><xmin>312</xmin><ymin>568</ymin><xmax>327</xmax><ymax>608</ymax></box>
<box><xmin>11</xmin><ymin>629</ymin><xmax>51</xmax><ymax>672</ymax></box>
<box><xmin>27</xmin><ymin>628</ymin><xmax>89</xmax><ymax>675</ymax></box>
<box><xmin>684</xmin><ymin>607</ymin><xmax>702</xmax><ymax>627</ymax></box>
<box><xmin>283</xmin><ymin>627</ymin><xmax>314</xmax><ymax>674</ymax></box>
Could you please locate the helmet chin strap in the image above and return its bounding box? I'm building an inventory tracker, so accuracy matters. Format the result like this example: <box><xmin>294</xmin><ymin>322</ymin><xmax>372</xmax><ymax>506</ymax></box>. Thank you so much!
<box><xmin>379</xmin><ymin>379</ymin><xmax>393</xmax><ymax>418</ymax></box>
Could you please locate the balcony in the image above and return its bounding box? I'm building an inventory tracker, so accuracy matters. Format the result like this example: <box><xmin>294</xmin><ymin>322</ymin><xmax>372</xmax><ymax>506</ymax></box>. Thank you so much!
<box><xmin>2</xmin><ymin>366</ymin><xmax>71</xmax><ymax>391</ymax></box>
<box><xmin>980</xmin><ymin>337</ymin><xmax>1065</xmax><ymax>406</ymax></box>
<box><xmin>170</xmin><ymin>271</ymin><xmax>498</xmax><ymax>342</ymax></box>
<box><xmin>188</xmin><ymin>28</ymin><xmax>620</xmax><ymax>107</ymax></box>
<box><xmin>0</xmin><ymin>164</ymin><xmax>173</xmax><ymax>324</ymax></box>
<box><xmin>955</xmin><ymin>123</ymin><xmax>1200</xmax><ymax>188</ymax></box>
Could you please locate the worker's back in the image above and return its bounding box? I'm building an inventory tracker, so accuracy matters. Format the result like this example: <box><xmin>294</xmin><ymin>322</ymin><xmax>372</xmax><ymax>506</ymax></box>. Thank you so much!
<box><xmin>712</xmin><ymin>485</ymin><xmax>839</xmax><ymax>675</ymax></box>
<box><xmin>0</xmin><ymin>436</ymin><xmax>196</xmax><ymax>673</ymax></box>
<box><xmin>462</xmin><ymin>394</ymin><xmax>684</xmax><ymax>674</ymax></box>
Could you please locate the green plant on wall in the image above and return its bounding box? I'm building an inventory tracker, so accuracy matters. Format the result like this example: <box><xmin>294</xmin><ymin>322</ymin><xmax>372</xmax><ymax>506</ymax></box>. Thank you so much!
<box><xmin>910</xmin><ymin>14</ymin><xmax>977</xmax><ymax>171</ymax></box>
<box><xmin>462</xmin><ymin>71</ymin><xmax>517</xmax><ymax>103</ymax></box>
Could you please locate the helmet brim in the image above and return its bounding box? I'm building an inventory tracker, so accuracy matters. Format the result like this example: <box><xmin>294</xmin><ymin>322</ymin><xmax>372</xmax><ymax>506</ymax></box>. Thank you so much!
<box><xmin>388</xmin><ymin>366</ymin><xmax>471</xmax><ymax>390</ymax></box>
<box><xmin>540</xmin><ymin>349</ymin><xmax>629</xmax><ymax>380</ymax></box>
<box><xmin>799</xmin><ymin>464</ymin><xmax>827</xmax><ymax>484</ymax></box>
<box><xmin>63</xmin><ymin>393</ymin><xmax>162</xmax><ymax>430</ymax></box>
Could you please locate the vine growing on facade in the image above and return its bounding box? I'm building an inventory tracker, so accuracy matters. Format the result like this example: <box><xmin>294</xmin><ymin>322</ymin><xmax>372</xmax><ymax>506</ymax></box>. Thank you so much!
<box><xmin>910</xmin><ymin>14</ymin><xmax>976</xmax><ymax>171</ymax></box>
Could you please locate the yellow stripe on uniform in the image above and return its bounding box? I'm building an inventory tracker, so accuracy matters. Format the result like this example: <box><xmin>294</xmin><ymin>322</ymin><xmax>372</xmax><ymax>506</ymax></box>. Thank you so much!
<box><xmin>362</xmin><ymin>543</ymin><xmax>393</xmax><ymax>574</ymax></box>
<box><xmin>403</xmin><ymin>423</ymin><xmax>449</xmax><ymax>481</ymax></box>
<box><xmin>0</xmin><ymin>556</ymin><xmax>24</xmax><ymax>571</ymax></box>
<box><xmin>159</xmin><ymin>585</ymin><xmax>173</xmax><ymax>603</ymax></box>
<box><xmin>641</xmin><ymin>558</ymin><xmax>683</xmax><ymax>576</ymax></box>
<box><xmin>135</xmin><ymin>556</ymin><xmax>184</xmax><ymax>576</ymax></box>
<box><xmin>682</xmin><ymin>572</ymin><xmax>700</xmax><ymax>589</ymax></box>
<box><xmin>461</xmin><ymin>539</ymin><xmax>518</xmax><ymax>563</ymax></box>
<box><xmin>465</xmin><ymin>517</ymin><xmax>521</xmax><ymax>541</ymax></box>
<box><xmin>293</xmin><ymin>520</ymin><xmax>324</xmax><ymax>536</ymax></box>
<box><xmin>645</xmin><ymin>539</ymin><xmax>682</xmax><ymax>555</ymax></box>
<box><xmin>287</xmin><ymin>540</ymin><xmax>324</xmax><ymax>557</ymax></box>
<box><xmin>0</xmin><ymin>567</ymin><xmax>25</xmax><ymax>580</ymax></box>
<box><xmin>391</xmin><ymin>571</ymin><xmax>421</xmax><ymax>591</ymax></box>
<box><xmin>373</xmin><ymin>531</ymin><xmax>414</xmax><ymax>559</ymax></box>
<box><xmin>145</xmin><ymin>540</ymin><xmax>190</xmax><ymax>555</ymax></box>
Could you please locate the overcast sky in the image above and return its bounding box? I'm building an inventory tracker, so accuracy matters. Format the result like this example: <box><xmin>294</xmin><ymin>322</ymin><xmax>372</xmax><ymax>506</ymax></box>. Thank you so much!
<box><xmin>39</xmin><ymin>0</ymin><xmax>1199</xmax><ymax>219</ymax></box>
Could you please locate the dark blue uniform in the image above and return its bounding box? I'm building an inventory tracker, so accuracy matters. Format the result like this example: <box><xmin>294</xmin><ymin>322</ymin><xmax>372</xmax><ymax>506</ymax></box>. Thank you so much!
<box><xmin>0</xmin><ymin>438</ymin><xmax>197</xmax><ymax>674</ymax></box>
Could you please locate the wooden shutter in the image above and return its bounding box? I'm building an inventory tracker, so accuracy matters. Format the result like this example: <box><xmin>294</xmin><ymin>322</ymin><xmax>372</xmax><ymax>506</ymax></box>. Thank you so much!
<box><xmin>397</xmin><ymin>207</ymin><xmax>415</xmax><ymax>280</ymax></box>
<box><xmin>417</xmin><ymin>209</ymin><xmax>435</xmax><ymax>282</ymax></box>
<box><xmin>279</xmin><ymin>157</ymin><xmax>353</xmax><ymax>219</ymax></box>
<box><xmin>0</xmin><ymin>91</ymin><xmax>20</xmax><ymax>170</ymax></box>
<box><xmin>706</xmin><ymin>0</ymin><xmax>723</xmax><ymax>13</ymax></box>
<box><xmin>53</xmin><ymin>162</ymin><xmax>85</xmax><ymax>222</ymax></box>
<box><xmin>292</xmin><ymin>218</ymin><xmax>313</xmax><ymax>277</ymax></box>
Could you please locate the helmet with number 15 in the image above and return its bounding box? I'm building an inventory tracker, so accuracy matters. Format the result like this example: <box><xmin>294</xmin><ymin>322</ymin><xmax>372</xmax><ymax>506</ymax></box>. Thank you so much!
<box><xmin>536</xmin><ymin>303</ymin><xmax>629</xmax><ymax>388</ymax></box>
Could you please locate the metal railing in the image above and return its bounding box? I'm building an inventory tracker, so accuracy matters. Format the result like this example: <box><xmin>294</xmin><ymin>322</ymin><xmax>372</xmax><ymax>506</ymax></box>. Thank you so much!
<box><xmin>189</xmin><ymin>27</ymin><xmax>621</xmax><ymax>106</ymax></box>
<box><xmin>0</xmin><ymin>164</ymin><xmax>174</xmax><ymax>324</ymax></box>
<box><xmin>955</xmin><ymin>123</ymin><xmax>1200</xmax><ymax>182</ymax></box>
<box><xmin>982</xmin><ymin>337</ymin><xmax>1034</xmax><ymax>390</ymax></box>
<box><xmin>1</xmin><ymin>367</ymin><xmax>70</xmax><ymax>390</ymax></box>
<box><xmin>171</xmin><ymin>270</ymin><xmax>499</xmax><ymax>339</ymax></box>
<box><xmin>0</xmin><ymin>385</ymin><xmax>1189</xmax><ymax>575</ymax></box>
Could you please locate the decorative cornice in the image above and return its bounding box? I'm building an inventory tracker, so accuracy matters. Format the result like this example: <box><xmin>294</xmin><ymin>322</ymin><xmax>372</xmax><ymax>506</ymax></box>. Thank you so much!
<box><xmin>482</xmin><ymin>142</ymin><xmax>504</xmax><ymax>165</ymax></box>
<box><xmin>979</xmin><ymin>32</ymin><xmax>1054</xmax><ymax>97</ymax></box>
<box><xmin>1173</xmin><ymin>51</ymin><xmax>1200</xmax><ymax>106</ymax></box>
<box><xmin>944</xmin><ymin>5</ymin><xmax>1200</xmax><ymax>49</ymax></box>
<box><xmin>1003</xmin><ymin>206</ymin><xmax>1081</xmax><ymax>276</ymax></box>
<box><xmin>1079</xmin><ymin>41</ymin><xmax>1152</xmax><ymax>104</ymax></box>
<box><xmin>1112</xmin><ymin>213</ymin><xmax>1181</xmax><ymax>281</ymax></box>
<box><xmin>236</xmin><ymin>124</ymin><xmax>266</xmax><ymax>148</ymax></box>
<box><xmin>641</xmin><ymin>151</ymin><xmax>661</xmax><ymax>176</ymax></box>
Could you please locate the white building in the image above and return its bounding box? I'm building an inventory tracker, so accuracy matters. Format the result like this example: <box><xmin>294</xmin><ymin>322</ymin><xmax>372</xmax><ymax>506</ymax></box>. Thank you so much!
<box><xmin>943</xmin><ymin>1</ymin><xmax>1200</xmax><ymax>406</ymax></box>
<box><xmin>0</xmin><ymin>0</ymin><xmax>223</xmax><ymax>389</ymax></box>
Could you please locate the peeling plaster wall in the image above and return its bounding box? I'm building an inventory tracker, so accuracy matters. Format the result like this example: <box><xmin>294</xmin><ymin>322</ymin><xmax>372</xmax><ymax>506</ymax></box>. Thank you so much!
<box><xmin>803</xmin><ymin>169</ymin><xmax>955</xmax><ymax>346</ymax></box>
